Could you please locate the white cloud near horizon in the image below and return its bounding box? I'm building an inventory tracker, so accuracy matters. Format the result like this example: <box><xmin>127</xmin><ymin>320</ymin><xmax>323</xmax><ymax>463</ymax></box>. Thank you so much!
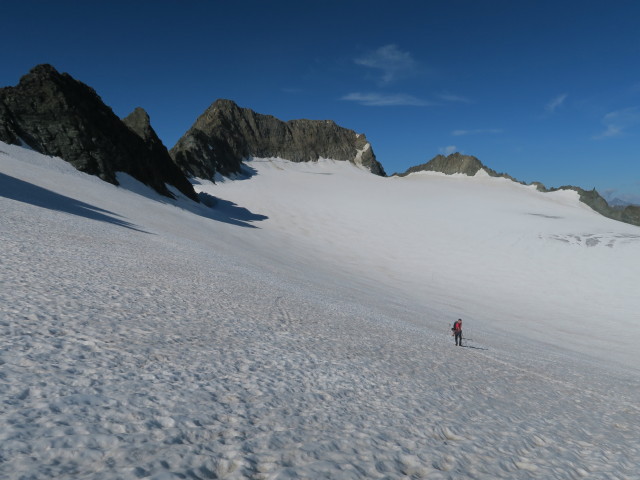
<box><xmin>341</xmin><ymin>92</ymin><xmax>432</xmax><ymax>107</ymax></box>
<box><xmin>546</xmin><ymin>93</ymin><xmax>568</xmax><ymax>113</ymax></box>
<box><xmin>440</xmin><ymin>145</ymin><xmax>458</xmax><ymax>155</ymax></box>
<box><xmin>355</xmin><ymin>44</ymin><xmax>418</xmax><ymax>85</ymax></box>
<box><xmin>594</xmin><ymin>106</ymin><xmax>640</xmax><ymax>139</ymax></box>
<box><xmin>452</xmin><ymin>128</ymin><xmax>503</xmax><ymax>136</ymax></box>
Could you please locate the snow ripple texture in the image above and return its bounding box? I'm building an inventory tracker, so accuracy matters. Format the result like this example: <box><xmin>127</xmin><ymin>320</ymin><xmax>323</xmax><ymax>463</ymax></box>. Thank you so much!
<box><xmin>1</xmin><ymin>145</ymin><xmax>640</xmax><ymax>479</ymax></box>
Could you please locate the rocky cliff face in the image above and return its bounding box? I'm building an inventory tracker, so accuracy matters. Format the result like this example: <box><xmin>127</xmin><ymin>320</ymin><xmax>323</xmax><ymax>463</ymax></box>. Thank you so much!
<box><xmin>170</xmin><ymin>99</ymin><xmax>386</xmax><ymax>179</ymax></box>
<box><xmin>398</xmin><ymin>152</ymin><xmax>640</xmax><ymax>228</ymax></box>
<box><xmin>0</xmin><ymin>65</ymin><xmax>198</xmax><ymax>201</ymax></box>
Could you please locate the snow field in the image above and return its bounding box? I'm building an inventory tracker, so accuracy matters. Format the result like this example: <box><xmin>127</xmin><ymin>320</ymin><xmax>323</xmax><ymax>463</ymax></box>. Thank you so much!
<box><xmin>208</xmin><ymin>158</ymin><xmax>640</xmax><ymax>368</ymax></box>
<box><xmin>1</xmin><ymin>144</ymin><xmax>640</xmax><ymax>478</ymax></box>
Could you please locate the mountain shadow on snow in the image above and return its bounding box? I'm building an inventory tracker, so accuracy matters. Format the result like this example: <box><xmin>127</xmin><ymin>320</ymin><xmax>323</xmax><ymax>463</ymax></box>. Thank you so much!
<box><xmin>205</xmin><ymin>198</ymin><xmax>268</xmax><ymax>228</ymax></box>
<box><xmin>113</xmin><ymin>172</ymin><xmax>267</xmax><ymax>229</ymax></box>
<box><xmin>0</xmin><ymin>172</ymin><xmax>149</xmax><ymax>233</ymax></box>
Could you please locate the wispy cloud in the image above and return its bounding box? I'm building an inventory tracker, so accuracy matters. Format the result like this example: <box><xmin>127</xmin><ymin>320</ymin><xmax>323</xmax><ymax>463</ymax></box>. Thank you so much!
<box><xmin>594</xmin><ymin>106</ymin><xmax>640</xmax><ymax>139</ymax></box>
<box><xmin>545</xmin><ymin>93</ymin><xmax>568</xmax><ymax>113</ymax></box>
<box><xmin>341</xmin><ymin>92</ymin><xmax>432</xmax><ymax>107</ymax></box>
<box><xmin>438</xmin><ymin>93</ymin><xmax>473</xmax><ymax>104</ymax></box>
<box><xmin>440</xmin><ymin>145</ymin><xmax>458</xmax><ymax>155</ymax></box>
<box><xmin>595</xmin><ymin>124</ymin><xmax>622</xmax><ymax>139</ymax></box>
<box><xmin>451</xmin><ymin>128</ymin><xmax>503</xmax><ymax>136</ymax></box>
<box><xmin>354</xmin><ymin>44</ymin><xmax>418</xmax><ymax>85</ymax></box>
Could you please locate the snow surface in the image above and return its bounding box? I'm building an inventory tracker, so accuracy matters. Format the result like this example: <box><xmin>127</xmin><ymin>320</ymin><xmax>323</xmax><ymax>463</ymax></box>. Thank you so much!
<box><xmin>1</xmin><ymin>143</ymin><xmax>640</xmax><ymax>479</ymax></box>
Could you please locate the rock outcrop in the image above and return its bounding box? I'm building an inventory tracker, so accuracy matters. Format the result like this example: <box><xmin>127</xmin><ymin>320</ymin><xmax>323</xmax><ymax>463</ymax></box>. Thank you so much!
<box><xmin>0</xmin><ymin>64</ymin><xmax>198</xmax><ymax>201</ymax></box>
<box><xmin>398</xmin><ymin>152</ymin><xmax>640</xmax><ymax>228</ymax></box>
<box><xmin>170</xmin><ymin>99</ymin><xmax>386</xmax><ymax>179</ymax></box>
<box><xmin>397</xmin><ymin>152</ymin><xmax>487</xmax><ymax>177</ymax></box>
<box><xmin>395</xmin><ymin>152</ymin><xmax>519</xmax><ymax>182</ymax></box>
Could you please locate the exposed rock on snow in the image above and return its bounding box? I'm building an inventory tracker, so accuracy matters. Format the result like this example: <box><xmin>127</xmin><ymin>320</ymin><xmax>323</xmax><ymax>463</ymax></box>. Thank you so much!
<box><xmin>169</xmin><ymin>98</ymin><xmax>386</xmax><ymax>178</ymax></box>
<box><xmin>0</xmin><ymin>64</ymin><xmax>198</xmax><ymax>201</ymax></box>
<box><xmin>396</xmin><ymin>153</ymin><xmax>527</xmax><ymax>186</ymax></box>
<box><xmin>397</xmin><ymin>152</ymin><xmax>491</xmax><ymax>177</ymax></box>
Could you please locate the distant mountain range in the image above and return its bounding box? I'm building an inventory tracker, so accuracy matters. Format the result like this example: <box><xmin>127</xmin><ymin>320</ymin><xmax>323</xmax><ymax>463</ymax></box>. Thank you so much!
<box><xmin>605</xmin><ymin>196</ymin><xmax>638</xmax><ymax>208</ymax></box>
<box><xmin>0</xmin><ymin>64</ymin><xmax>638</xmax><ymax>227</ymax></box>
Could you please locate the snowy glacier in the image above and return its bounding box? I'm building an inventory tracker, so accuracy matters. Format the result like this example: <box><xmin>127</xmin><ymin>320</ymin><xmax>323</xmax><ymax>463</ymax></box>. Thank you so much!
<box><xmin>1</xmin><ymin>143</ymin><xmax>639</xmax><ymax>478</ymax></box>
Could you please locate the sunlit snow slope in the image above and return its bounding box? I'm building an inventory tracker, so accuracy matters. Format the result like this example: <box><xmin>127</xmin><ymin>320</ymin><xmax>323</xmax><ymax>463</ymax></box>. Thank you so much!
<box><xmin>2</xmin><ymin>143</ymin><xmax>640</xmax><ymax>479</ymax></box>
<box><xmin>207</xmin><ymin>157</ymin><xmax>640</xmax><ymax>367</ymax></box>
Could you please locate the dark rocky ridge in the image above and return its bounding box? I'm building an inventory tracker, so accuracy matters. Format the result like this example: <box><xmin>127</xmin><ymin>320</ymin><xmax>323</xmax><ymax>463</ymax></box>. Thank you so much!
<box><xmin>397</xmin><ymin>153</ymin><xmax>640</xmax><ymax>228</ymax></box>
<box><xmin>0</xmin><ymin>64</ymin><xmax>198</xmax><ymax>201</ymax></box>
<box><xmin>170</xmin><ymin>99</ymin><xmax>386</xmax><ymax>179</ymax></box>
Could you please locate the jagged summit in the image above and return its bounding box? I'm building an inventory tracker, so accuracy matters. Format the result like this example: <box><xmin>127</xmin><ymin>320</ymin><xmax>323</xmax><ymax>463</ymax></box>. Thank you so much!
<box><xmin>122</xmin><ymin>107</ymin><xmax>156</xmax><ymax>143</ymax></box>
<box><xmin>0</xmin><ymin>64</ymin><xmax>198</xmax><ymax>201</ymax></box>
<box><xmin>170</xmin><ymin>99</ymin><xmax>386</xmax><ymax>179</ymax></box>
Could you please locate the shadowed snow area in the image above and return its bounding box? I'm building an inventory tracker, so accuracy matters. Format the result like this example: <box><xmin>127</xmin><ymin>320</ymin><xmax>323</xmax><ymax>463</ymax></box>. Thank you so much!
<box><xmin>0</xmin><ymin>172</ymin><xmax>149</xmax><ymax>233</ymax></box>
<box><xmin>1</xmin><ymin>144</ymin><xmax>639</xmax><ymax>479</ymax></box>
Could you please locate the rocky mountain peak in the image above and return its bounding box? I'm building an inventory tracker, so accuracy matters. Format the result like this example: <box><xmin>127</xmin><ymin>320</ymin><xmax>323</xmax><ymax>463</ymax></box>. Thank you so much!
<box><xmin>17</xmin><ymin>64</ymin><xmax>70</xmax><ymax>89</ymax></box>
<box><xmin>170</xmin><ymin>99</ymin><xmax>386</xmax><ymax>179</ymax></box>
<box><xmin>25</xmin><ymin>63</ymin><xmax>59</xmax><ymax>77</ymax></box>
<box><xmin>0</xmin><ymin>64</ymin><xmax>197</xmax><ymax>201</ymax></box>
<box><xmin>210</xmin><ymin>98</ymin><xmax>241</xmax><ymax>111</ymax></box>
<box><xmin>396</xmin><ymin>152</ymin><xmax>487</xmax><ymax>177</ymax></box>
<box><xmin>123</xmin><ymin>107</ymin><xmax>155</xmax><ymax>143</ymax></box>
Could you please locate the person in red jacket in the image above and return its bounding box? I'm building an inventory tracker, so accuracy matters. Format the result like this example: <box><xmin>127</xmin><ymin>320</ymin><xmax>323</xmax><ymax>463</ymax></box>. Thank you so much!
<box><xmin>452</xmin><ymin>319</ymin><xmax>463</xmax><ymax>346</ymax></box>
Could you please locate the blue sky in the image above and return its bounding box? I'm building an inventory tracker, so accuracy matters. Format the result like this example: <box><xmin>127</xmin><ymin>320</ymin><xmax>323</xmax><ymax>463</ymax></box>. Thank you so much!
<box><xmin>3</xmin><ymin>0</ymin><xmax>640</xmax><ymax>203</ymax></box>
